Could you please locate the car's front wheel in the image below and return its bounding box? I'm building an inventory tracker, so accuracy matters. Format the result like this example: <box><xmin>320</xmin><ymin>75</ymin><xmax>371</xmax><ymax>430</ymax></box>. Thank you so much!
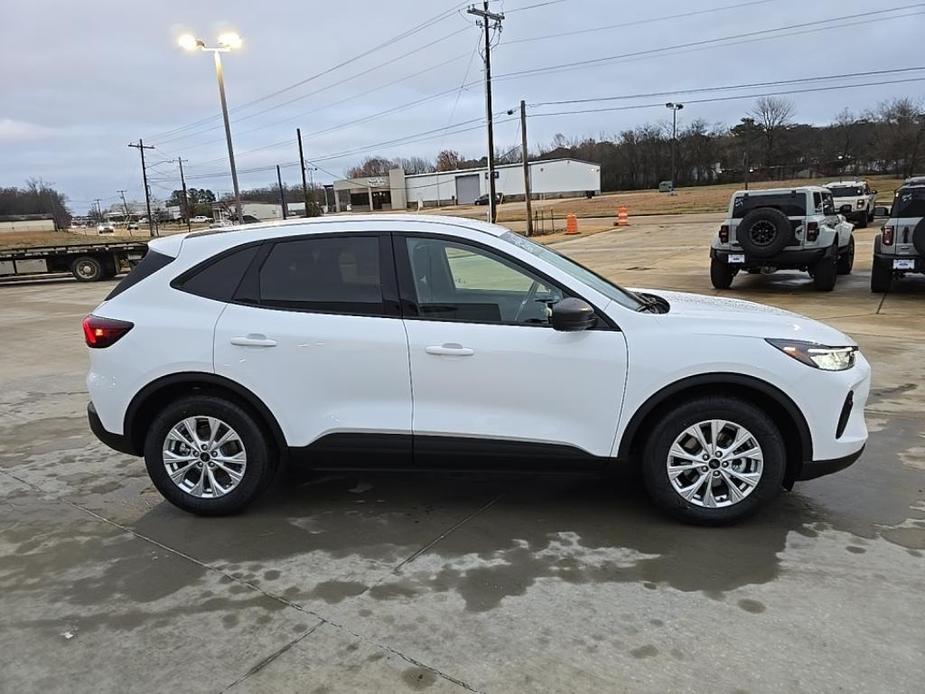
<box><xmin>836</xmin><ymin>236</ymin><xmax>855</xmax><ymax>275</ymax></box>
<box><xmin>641</xmin><ymin>396</ymin><xmax>786</xmax><ymax>525</ymax></box>
<box><xmin>144</xmin><ymin>395</ymin><xmax>277</xmax><ymax>515</ymax></box>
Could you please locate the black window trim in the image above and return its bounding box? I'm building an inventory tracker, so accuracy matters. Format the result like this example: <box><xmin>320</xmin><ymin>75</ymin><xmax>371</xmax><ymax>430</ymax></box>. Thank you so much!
<box><xmin>391</xmin><ymin>231</ymin><xmax>619</xmax><ymax>331</ymax></box>
<box><xmin>231</xmin><ymin>230</ymin><xmax>401</xmax><ymax>319</ymax></box>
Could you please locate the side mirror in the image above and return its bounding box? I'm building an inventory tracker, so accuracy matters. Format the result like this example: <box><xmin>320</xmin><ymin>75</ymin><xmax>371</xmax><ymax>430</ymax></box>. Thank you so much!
<box><xmin>838</xmin><ymin>204</ymin><xmax>852</xmax><ymax>215</ymax></box>
<box><xmin>551</xmin><ymin>298</ymin><xmax>596</xmax><ymax>332</ymax></box>
<box><xmin>873</xmin><ymin>206</ymin><xmax>891</xmax><ymax>217</ymax></box>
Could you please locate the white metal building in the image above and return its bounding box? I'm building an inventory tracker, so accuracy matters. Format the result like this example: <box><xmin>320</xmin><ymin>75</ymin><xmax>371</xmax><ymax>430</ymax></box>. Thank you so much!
<box><xmin>332</xmin><ymin>158</ymin><xmax>601</xmax><ymax>212</ymax></box>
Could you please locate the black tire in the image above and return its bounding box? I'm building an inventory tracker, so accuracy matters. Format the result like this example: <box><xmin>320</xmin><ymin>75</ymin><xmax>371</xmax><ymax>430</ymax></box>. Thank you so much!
<box><xmin>737</xmin><ymin>208</ymin><xmax>793</xmax><ymax>258</ymax></box>
<box><xmin>143</xmin><ymin>395</ymin><xmax>276</xmax><ymax>516</ymax></box>
<box><xmin>71</xmin><ymin>255</ymin><xmax>103</xmax><ymax>282</ymax></box>
<box><xmin>836</xmin><ymin>236</ymin><xmax>855</xmax><ymax>275</ymax></box>
<box><xmin>710</xmin><ymin>257</ymin><xmax>736</xmax><ymax>289</ymax></box>
<box><xmin>641</xmin><ymin>396</ymin><xmax>786</xmax><ymax>525</ymax></box>
<box><xmin>913</xmin><ymin>219</ymin><xmax>925</xmax><ymax>256</ymax></box>
<box><xmin>812</xmin><ymin>244</ymin><xmax>838</xmax><ymax>291</ymax></box>
<box><xmin>870</xmin><ymin>257</ymin><xmax>893</xmax><ymax>293</ymax></box>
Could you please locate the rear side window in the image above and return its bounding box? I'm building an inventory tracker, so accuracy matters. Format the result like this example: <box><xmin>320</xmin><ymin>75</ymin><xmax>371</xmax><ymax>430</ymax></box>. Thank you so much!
<box><xmin>894</xmin><ymin>188</ymin><xmax>925</xmax><ymax>218</ymax></box>
<box><xmin>178</xmin><ymin>245</ymin><xmax>259</xmax><ymax>301</ymax></box>
<box><xmin>257</xmin><ymin>236</ymin><xmax>383</xmax><ymax>314</ymax></box>
<box><xmin>732</xmin><ymin>193</ymin><xmax>807</xmax><ymax>218</ymax></box>
<box><xmin>106</xmin><ymin>250</ymin><xmax>173</xmax><ymax>300</ymax></box>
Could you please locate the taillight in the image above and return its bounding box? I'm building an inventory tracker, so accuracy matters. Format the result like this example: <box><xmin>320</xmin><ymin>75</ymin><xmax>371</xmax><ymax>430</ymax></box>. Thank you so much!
<box><xmin>82</xmin><ymin>315</ymin><xmax>134</xmax><ymax>348</ymax></box>
<box><xmin>718</xmin><ymin>225</ymin><xmax>729</xmax><ymax>243</ymax></box>
<box><xmin>806</xmin><ymin>221</ymin><xmax>819</xmax><ymax>242</ymax></box>
<box><xmin>882</xmin><ymin>226</ymin><xmax>894</xmax><ymax>246</ymax></box>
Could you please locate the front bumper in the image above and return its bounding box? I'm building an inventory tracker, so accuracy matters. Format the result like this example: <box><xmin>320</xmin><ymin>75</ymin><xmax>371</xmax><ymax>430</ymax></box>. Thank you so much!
<box><xmin>88</xmin><ymin>402</ymin><xmax>138</xmax><ymax>456</ymax></box>
<box><xmin>711</xmin><ymin>246</ymin><xmax>828</xmax><ymax>268</ymax></box>
<box><xmin>798</xmin><ymin>445</ymin><xmax>865</xmax><ymax>481</ymax></box>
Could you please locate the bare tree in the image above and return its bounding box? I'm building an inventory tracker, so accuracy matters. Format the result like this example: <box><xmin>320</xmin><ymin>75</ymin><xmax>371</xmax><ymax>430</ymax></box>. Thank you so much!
<box><xmin>750</xmin><ymin>96</ymin><xmax>794</xmax><ymax>177</ymax></box>
<box><xmin>346</xmin><ymin>156</ymin><xmax>395</xmax><ymax>179</ymax></box>
<box><xmin>435</xmin><ymin>149</ymin><xmax>462</xmax><ymax>172</ymax></box>
<box><xmin>867</xmin><ymin>98</ymin><xmax>925</xmax><ymax>177</ymax></box>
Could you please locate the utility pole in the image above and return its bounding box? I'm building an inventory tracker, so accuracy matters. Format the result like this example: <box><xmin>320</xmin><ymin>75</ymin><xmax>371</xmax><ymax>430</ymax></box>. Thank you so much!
<box><xmin>665</xmin><ymin>103</ymin><xmax>684</xmax><ymax>190</ymax></box>
<box><xmin>520</xmin><ymin>100</ymin><xmax>533</xmax><ymax>237</ymax></box>
<box><xmin>94</xmin><ymin>199</ymin><xmax>103</xmax><ymax>224</ymax></box>
<box><xmin>297</xmin><ymin>128</ymin><xmax>311</xmax><ymax>217</ymax></box>
<box><xmin>177</xmin><ymin>158</ymin><xmax>192</xmax><ymax>232</ymax></box>
<box><xmin>468</xmin><ymin>1</ymin><xmax>504</xmax><ymax>224</ymax></box>
<box><xmin>128</xmin><ymin>139</ymin><xmax>156</xmax><ymax>236</ymax></box>
<box><xmin>117</xmin><ymin>190</ymin><xmax>130</xmax><ymax>234</ymax></box>
<box><xmin>276</xmin><ymin>165</ymin><xmax>288</xmax><ymax>220</ymax></box>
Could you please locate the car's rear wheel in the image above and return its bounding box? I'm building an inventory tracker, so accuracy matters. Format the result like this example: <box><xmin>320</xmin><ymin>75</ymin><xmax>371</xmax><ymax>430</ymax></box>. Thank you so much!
<box><xmin>144</xmin><ymin>395</ymin><xmax>276</xmax><ymax>515</ymax></box>
<box><xmin>870</xmin><ymin>257</ymin><xmax>893</xmax><ymax>293</ymax></box>
<box><xmin>812</xmin><ymin>244</ymin><xmax>838</xmax><ymax>291</ymax></box>
<box><xmin>836</xmin><ymin>236</ymin><xmax>855</xmax><ymax>275</ymax></box>
<box><xmin>710</xmin><ymin>257</ymin><xmax>736</xmax><ymax>289</ymax></box>
<box><xmin>641</xmin><ymin>396</ymin><xmax>786</xmax><ymax>525</ymax></box>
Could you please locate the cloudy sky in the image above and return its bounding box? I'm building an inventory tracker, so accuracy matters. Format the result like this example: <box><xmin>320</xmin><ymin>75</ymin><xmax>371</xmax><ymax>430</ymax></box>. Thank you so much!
<box><xmin>2</xmin><ymin>0</ymin><xmax>922</xmax><ymax>212</ymax></box>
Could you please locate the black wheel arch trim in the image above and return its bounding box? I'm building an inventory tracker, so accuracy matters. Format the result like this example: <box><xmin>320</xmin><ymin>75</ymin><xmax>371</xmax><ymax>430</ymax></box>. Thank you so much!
<box><xmin>616</xmin><ymin>372</ymin><xmax>813</xmax><ymax>465</ymax></box>
<box><xmin>123</xmin><ymin>372</ymin><xmax>287</xmax><ymax>456</ymax></box>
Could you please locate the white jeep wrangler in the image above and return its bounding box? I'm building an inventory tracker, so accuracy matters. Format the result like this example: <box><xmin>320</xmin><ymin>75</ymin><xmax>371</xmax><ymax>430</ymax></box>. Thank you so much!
<box><xmin>824</xmin><ymin>180</ymin><xmax>878</xmax><ymax>228</ymax></box>
<box><xmin>710</xmin><ymin>186</ymin><xmax>855</xmax><ymax>292</ymax></box>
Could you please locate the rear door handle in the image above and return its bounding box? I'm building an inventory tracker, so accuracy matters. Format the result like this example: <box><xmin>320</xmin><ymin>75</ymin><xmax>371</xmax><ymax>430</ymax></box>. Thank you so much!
<box><xmin>425</xmin><ymin>343</ymin><xmax>474</xmax><ymax>357</ymax></box>
<box><xmin>230</xmin><ymin>334</ymin><xmax>277</xmax><ymax>347</ymax></box>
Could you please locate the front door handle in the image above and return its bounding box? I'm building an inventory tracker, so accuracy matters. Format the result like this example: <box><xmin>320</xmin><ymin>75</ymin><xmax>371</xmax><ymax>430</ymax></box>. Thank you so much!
<box><xmin>425</xmin><ymin>343</ymin><xmax>474</xmax><ymax>357</ymax></box>
<box><xmin>230</xmin><ymin>334</ymin><xmax>277</xmax><ymax>348</ymax></box>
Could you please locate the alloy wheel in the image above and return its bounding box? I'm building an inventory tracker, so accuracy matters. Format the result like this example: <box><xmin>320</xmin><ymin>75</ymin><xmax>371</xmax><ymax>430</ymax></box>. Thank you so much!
<box><xmin>666</xmin><ymin>419</ymin><xmax>764</xmax><ymax>508</ymax></box>
<box><xmin>162</xmin><ymin>416</ymin><xmax>247</xmax><ymax>498</ymax></box>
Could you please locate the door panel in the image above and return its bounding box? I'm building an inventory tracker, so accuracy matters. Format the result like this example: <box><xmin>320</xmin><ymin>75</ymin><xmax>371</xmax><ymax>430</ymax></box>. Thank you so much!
<box><xmin>214</xmin><ymin>306</ymin><xmax>411</xmax><ymax>448</ymax></box>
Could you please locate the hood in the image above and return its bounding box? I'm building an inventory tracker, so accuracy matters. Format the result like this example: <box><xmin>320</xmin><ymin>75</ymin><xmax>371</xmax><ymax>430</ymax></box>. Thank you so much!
<box><xmin>636</xmin><ymin>289</ymin><xmax>856</xmax><ymax>346</ymax></box>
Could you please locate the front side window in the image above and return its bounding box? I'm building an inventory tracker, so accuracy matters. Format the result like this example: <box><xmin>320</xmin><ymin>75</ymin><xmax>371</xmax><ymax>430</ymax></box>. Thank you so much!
<box><xmin>257</xmin><ymin>236</ymin><xmax>383</xmax><ymax>314</ymax></box>
<box><xmin>405</xmin><ymin>237</ymin><xmax>563</xmax><ymax>325</ymax></box>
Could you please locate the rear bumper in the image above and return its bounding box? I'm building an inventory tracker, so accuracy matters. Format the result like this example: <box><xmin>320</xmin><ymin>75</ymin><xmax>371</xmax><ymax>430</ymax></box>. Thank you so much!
<box><xmin>873</xmin><ymin>253</ymin><xmax>925</xmax><ymax>273</ymax></box>
<box><xmin>711</xmin><ymin>247</ymin><xmax>828</xmax><ymax>268</ymax></box>
<box><xmin>88</xmin><ymin>402</ymin><xmax>138</xmax><ymax>456</ymax></box>
<box><xmin>798</xmin><ymin>445</ymin><xmax>864</xmax><ymax>481</ymax></box>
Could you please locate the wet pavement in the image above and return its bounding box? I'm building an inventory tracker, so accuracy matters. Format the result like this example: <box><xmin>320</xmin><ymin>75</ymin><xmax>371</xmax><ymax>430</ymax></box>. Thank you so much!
<box><xmin>1</xmin><ymin>217</ymin><xmax>924</xmax><ymax>693</ymax></box>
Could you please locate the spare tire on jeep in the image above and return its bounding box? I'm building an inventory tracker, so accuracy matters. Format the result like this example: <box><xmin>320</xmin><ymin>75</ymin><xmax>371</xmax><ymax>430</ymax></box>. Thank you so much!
<box><xmin>913</xmin><ymin>218</ymin><xmax>925</xmax><ymax>256</ymax></box>
<box><xmin>737</xmin><ymin>208</ymin><xmax>794</xmax><ymax>258</ymax></box>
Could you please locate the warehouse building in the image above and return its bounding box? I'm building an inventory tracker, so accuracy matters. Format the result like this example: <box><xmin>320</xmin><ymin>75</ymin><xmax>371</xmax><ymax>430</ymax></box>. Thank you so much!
<box><xmin>332</xmin><ymin>158</ymin><xmax>601</xmax><ymax>212</ymax></box>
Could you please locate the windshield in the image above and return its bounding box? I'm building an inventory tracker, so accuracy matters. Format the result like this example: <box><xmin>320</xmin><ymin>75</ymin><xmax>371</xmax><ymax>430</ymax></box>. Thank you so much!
<box><xmin>501</xmin><ymin>231</ymin><xmax>644</xmax><ymax>310</ymax></box>
<box><xmin>828</xmin><ymin>186</ymin><xmax>863</xmax><ymax>197</ymax></box>
<box><xmin>893</xmin><ymin>188</ymin><xmax>925</xmax><ymax>218</ymax></box>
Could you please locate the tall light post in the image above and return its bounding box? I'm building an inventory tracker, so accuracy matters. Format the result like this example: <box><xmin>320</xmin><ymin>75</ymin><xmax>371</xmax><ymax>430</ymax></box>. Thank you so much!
<box><xmin>178</xmin><ymin>32</ymin><xmax>244</xmax><ymax>223</ymax></box>
<box><xmin>665</xmin><ymin>102</ymin><xmax>684</xmax><ymax>189</ymax></box>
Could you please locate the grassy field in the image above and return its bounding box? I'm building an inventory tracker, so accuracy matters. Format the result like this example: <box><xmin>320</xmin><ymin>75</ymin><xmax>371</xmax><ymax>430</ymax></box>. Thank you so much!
<box><xmin>432</xmin><ymin>175</ymin><xmax>905</xmax><ymax>224</ymax></box>
<box><xmin>0</xmin><ymin>230</ymin><xmax>153</xmax><ymax>249</ymax></box>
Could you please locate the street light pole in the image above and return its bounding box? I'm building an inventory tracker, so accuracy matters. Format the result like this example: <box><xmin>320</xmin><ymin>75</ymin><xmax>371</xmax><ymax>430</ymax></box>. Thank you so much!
<box><xmin>665</xmin><ymin>102</ymin><xmax>684</xmax><ymax>189</ymax></box>
<box><xmin>179</xmin><ymin>33</ymin><xmax>243</xmax><ymax>223</ymax></box>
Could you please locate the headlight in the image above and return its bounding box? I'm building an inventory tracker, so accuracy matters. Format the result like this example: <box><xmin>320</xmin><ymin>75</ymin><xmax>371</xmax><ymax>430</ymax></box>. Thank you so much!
<box><xmin>766</xmin><ymin>339</ymin><xmax>857</xmax><ymax>371</ymax></box>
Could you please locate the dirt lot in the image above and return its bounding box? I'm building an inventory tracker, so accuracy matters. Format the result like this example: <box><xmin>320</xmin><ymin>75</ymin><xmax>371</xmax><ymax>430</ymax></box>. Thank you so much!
<box><xmin>1</xmin><ymin>214</ymin><xmax>923</xmax><ymax>693</ymax></box>
<box><xmin>425</xmin><ymin>175</ymin><xmax>904</xmax><ymax>224</ymax></box>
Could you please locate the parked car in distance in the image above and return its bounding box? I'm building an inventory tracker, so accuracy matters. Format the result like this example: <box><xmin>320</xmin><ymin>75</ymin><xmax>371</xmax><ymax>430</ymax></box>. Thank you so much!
<box><xmin>870</xmin><ymin>181</ymin><xmax>925</xmax><ymax>292</ymax></box>
<box><xmin>85</xmin><ymin>215</ymin><xmax>870</xmax><ymax>525</ymax></box>
<box><xmin>127</xmin><ymin>222</ymin><xmax>139</xmax><ymax>230</ymax></box>
<box><xmin>474</xmin><ymin>193</ymin><xmax>503</xmax><ymax>206</ymax></box>
<box><xmin>710</xmin><ymin>186</ymin><xmax>855</xmax><ymax>291</ymax></box>
<box><xmin>190</xmin><ymin>216</ymin><xmax>212</xmax><ymax>224</ymax></box>
<box><xmin>824</xmin><ymin>180</ymin><xmax>877</xmax><ymax>227</ymax></box>
<box><xmin>97</xmin><ymin>223</ymin><xmax>115</xmax><ymax>234</ymax></box>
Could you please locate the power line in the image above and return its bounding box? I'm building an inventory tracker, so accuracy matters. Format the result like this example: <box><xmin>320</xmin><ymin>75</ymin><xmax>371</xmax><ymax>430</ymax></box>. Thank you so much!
<box><xmin>493</xmin><ymin>3</ymin><xmax>925</xmax><ymax>81</ymax></box>
<box><xmin>146</xmin><ymin>1</ymin><xmax>470</xmax><ymax>142</ymax></box>
<box><xmin>504</xmin><ymin>0</ymin><xmax>773</xmax><ymax>45</ymax></box>
<box><xmin>529</xmin><ymin>76</ymin><xmax>925</xmax><ymax>118</ymax></box>
<box><xmin>530</xmin><ymin>66</ymin><xmax>925</xmax><ymax>107</ymax></box>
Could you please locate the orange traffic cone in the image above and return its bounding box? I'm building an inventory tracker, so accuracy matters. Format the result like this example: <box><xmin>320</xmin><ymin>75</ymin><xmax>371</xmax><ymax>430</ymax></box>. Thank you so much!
<box><xmin>616</xmin><ymin>205</ymin><xmax>629</xmax><ymax>226</ymax></box>
<box><xmin>565</xmin><ymin>213</ymin><xmax>579</xmax><ymax>235</ymax></box>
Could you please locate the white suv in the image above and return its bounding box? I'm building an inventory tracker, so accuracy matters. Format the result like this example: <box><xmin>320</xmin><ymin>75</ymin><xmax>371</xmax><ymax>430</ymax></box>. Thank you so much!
<box><xmin>85</xmin><ymin>216</ymin><xmax>870</xmax><ymax>524</ymax></box>
<box><xmin>711</xmin><ymin>186</ymin><xmax>855</xmax><ymax>291</ymax></box>
<box><xmin>824</xmin><ymin>180</ymin><xmax>878</xmax><ymax>228</ymax></box>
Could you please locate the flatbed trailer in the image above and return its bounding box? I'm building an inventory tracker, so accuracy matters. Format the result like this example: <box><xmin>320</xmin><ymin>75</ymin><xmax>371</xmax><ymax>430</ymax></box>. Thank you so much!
<box><xmin>0</xmin><ymin>233</ymin><xmax>149</xmax><ymax>282</ymax></box>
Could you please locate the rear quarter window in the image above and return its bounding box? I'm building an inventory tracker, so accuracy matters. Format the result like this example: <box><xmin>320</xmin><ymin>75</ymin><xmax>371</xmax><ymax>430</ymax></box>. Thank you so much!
<box><xmin>105</xmin><ymin>250</ymin><xmax>174</xmax><ymax>300</ymax></box>
<box><xmin>174</xmin><ymin>245</ymin><xmax>260</xmax><ymax>302</ymax></box>
<box><xmin>732</xmin><ymin>193</ymin><xmax>807</xmax><ymax>218</ymax></box>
